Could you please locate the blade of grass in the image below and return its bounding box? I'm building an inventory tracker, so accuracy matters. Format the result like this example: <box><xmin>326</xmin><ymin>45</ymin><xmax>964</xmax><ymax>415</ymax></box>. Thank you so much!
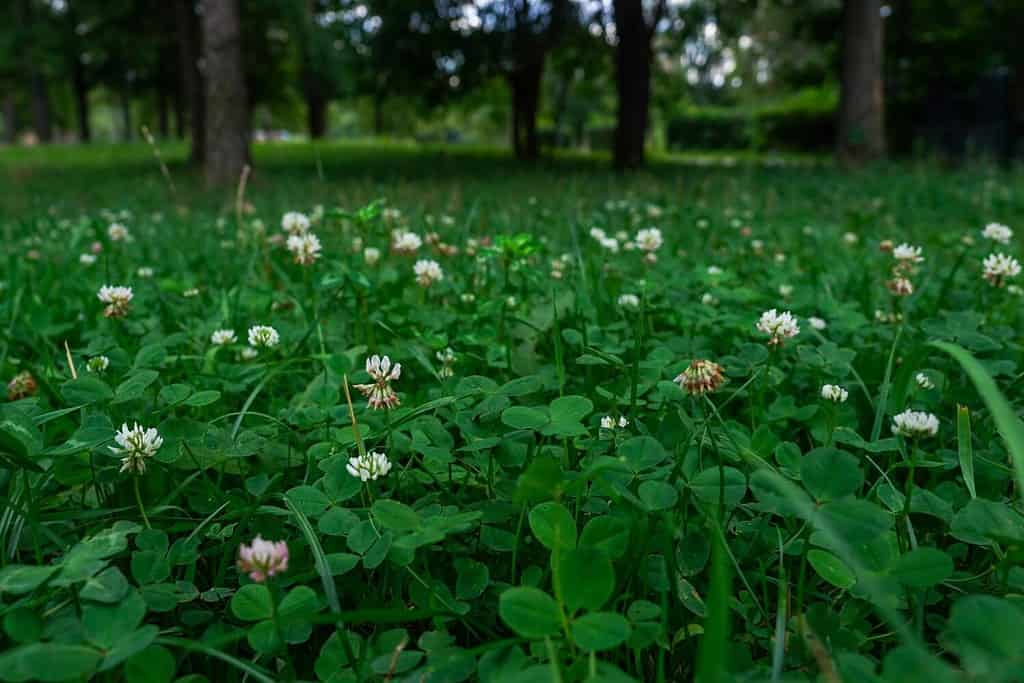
<box><xmin>931</xmin><ymin>341</ymin><xmax>1024</xmax><ymax>496</ymax></box>
<box><xmin>156</xmin><ymin>636</ymin><xmax>275</xmax><ymax>683</ymax></box>
<box><xmin>957</xmin><ymin>405</ymin><xmax>976</xmax><ymax>499</ymax></box>
<box><xmin>870</xmin><ymin>325</ymin><xmax>903</xmax><ymax>442</ymax></box>
<box><xmin>285</xmin><ymin>496</ymin><xmax>362</xmax><ymax>682</ymax></box>
<box><xmin>696</xmin><ymin>521</ymin><xmax>732</xmax><ymax>683</ymax></box>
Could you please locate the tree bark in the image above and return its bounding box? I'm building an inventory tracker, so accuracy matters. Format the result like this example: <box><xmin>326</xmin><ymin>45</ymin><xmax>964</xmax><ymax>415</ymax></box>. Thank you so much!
<box><xmin>119</xmin><ymin>89</ymin><xmax>132</xmax><ymax>141</ymax></box>
<box><xmin>373</xmin><ymin>91</ymin><xmax>384</xmax><ymax>135</ymax></box>
<box><xmin>176</xmin><ymin>0</ymin><xmax>206</xmax><ymax>163</ymax></box>
<box><xmin>31</xmin><ymin>71</ymin><xmax>53</xmax><ymax>143</ymax></box>
<box><xmin>158</xmin><ymin>90</ymin><xmax>170</xmax><ymax>138</ymax></box>
<box><xmin>71</xmin><ymin>55</ymin><xmax>91</xmax><ymax>142</ymax></box>
<box><xmin>202</xmin><ymin>0</ymin><xmax>250</xmax><ymax>185</ymax></box>
<box><xmin>509</xmin><ymin>59</ymin><xmax>544</xmax><ymax>161</ymax></box>
<box><xmin>174</xmin><ymin>88</ymin><xmax>186</xmax><ymax>139</ymax></box>
<box><xmin>2</xmin><ymin>96</ymin><xmax>16</xmax><ymax>144</ymax></box>
<box><xmin>837</xmin><ymin>0</ymin><xmax>886</xmax><ymax>164</ymax></box>
<box><xmin>307</xmin><ymin>92</ymin><xmax>327</xmax><ymax>139</ymax></box>
<box><xmin>612</xmin><ymin>0</ymin><xmax>653</xmax><ymax>170</ymax></box>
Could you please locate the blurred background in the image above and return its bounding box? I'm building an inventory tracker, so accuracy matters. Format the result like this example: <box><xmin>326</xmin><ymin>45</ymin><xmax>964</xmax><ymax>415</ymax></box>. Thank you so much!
<box><xmin>1</xmin><ymin>0</ymin><xmax>1022</xmax><ymax>178</ymax></box>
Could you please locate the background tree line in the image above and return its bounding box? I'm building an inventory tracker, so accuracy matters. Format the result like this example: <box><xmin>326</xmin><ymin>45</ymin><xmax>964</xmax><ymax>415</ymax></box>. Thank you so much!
<box><xmin>1</xmin><ymin>0</ymin><xmax>1021</xmax><ymax>184</ymax></box>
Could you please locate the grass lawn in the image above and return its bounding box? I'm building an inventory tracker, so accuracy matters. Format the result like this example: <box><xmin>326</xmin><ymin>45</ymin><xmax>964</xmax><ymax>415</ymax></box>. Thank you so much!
<box><xmin>1</xmin><ymin>141</ymin><xmax>1023</xmax><ymax>682</ymax></box>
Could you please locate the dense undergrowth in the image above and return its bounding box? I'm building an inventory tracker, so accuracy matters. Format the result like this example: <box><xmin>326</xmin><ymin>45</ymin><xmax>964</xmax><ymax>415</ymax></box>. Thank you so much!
<box><xmin>1</xmin><ymin>144</ymin><xmax>1024</xmax><ymax>682</ymax></box>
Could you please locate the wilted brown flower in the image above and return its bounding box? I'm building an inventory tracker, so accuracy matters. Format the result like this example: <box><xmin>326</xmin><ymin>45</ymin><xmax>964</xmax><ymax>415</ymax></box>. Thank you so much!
<box><xmin>7</xmin><ymin>371</ymin><xmax>37</xmax><ymax>400</ymax></box>
<box><xmin>674</xmin><ymin>360</ymin><xmax>725</xmax><ymax>396</ymax></box>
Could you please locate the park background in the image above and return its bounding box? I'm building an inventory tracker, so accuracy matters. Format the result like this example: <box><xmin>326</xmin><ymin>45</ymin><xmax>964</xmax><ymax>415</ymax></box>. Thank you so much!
<box><xmin>1</xmin><ymin>0</ymin><xmax>1022</xmax><ymax>183</ymax></box>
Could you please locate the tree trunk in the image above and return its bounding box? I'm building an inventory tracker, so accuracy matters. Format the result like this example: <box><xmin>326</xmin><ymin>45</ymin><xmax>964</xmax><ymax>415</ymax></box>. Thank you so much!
<box><xmin>31</xmin><ymin>71</ymin><xmax>53</xmax><ymax>143</ymax></box>
<box><xmin>2</xmin><ymin>96</ymin><xmax>16</xmax><ymax>143</ymax></box>
<box><xmin>119</xmin><ymin>89</ymin><xmax>132</xmax><ymax>141</ymax></box>
<box><xmin>158</xmin><ymin>90</ymin><xmax>170</xmax><ymax>138</ymax></box>
<box><xmin>373</xmin><ymin>91</ymin><xmax>384</xmax><ymax>135</ymax></box>
<box><xmin>174</xmin><ymin>88</ymin><xmax>186</xmax><ymax>138</ymax></box>
<box><xmin>176</xmin><ymin>0</ymin><xmax>206</xmax><ymax>163</ymax></box>
<box><xmin>837</xmin><ymin>0</ymin><xmax>886</xmax><ymax>164</ymax></box>
<box><xmin>307</xmin><ymin>92</ymin><xmax>327</xmax><ymax>139</ymax></box>
<box><xmin>202</xmin><ymin>0</ymin><xmax>250</xmax><ymax>185</ymax></box>
<box><xmin>612</xmin><ymin>0</ymin><xmax>651</xmax><ymax>170</ymax></box>
<box><xmin>509</xmin><ymin>59</ymin><xmax>544</xmax><ymax>161</ymax></box>
<box><xmin>71</xmin><ymin>56</ymin><xmax>91</xmax><ymax>142</ymax></box>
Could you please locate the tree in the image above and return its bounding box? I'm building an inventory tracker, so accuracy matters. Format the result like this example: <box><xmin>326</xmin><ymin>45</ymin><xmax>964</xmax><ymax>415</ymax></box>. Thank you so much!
<box><xmin>202</xmin><ymin>0</ymin><xmax>250</xmax><ymax>185</ymax></box>
<box><xmin>611</xmin><ymin>0</ymin><xmax>666</xmax><ymax>169</ymax></box>
<box><xmin>837</xmin><ymin>0</ymin><xmax>885</xmax><ymax>163</ymax></box>
<box><xmin>175</xmin><ymin>0</ymin><xmax>205</xmax><ymax>161</ymax></box>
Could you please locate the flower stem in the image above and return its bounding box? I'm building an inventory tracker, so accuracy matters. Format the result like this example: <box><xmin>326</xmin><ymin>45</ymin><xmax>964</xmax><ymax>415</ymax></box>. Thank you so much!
<box><xmin>134</xmin><ymin>475</ymin><xmax>151</xmax><ymax>529</ymax></box>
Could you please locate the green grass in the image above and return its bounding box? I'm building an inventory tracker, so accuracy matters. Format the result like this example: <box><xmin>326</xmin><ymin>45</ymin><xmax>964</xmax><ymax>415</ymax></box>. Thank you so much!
<box><xmin>1</xmin><ymin>141</ymin><xmax>1023</xmax><ymax>682</ymax></box>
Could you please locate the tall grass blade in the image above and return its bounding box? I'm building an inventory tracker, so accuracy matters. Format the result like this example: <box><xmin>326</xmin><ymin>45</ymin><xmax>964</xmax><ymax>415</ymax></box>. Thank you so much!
<box><xmin>957</xmin><ymin>405</ymin><xmax>977</xmax><ymax>499</ymax></box>
<box><xmin>696</xmin><ymin>523</ymin><xmax>732</xmax><ymax>683</ymax></box>
<box><xmin>931</xmin><ymin>341</ymin><xmax>1024</xmax><ymax>497</ymax></box>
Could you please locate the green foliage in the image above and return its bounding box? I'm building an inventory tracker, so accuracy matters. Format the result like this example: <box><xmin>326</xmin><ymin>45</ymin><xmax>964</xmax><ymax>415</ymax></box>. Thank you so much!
<box><xmin>0</xmin><ymin>144</ymin><xmax>1022</xmax><ymax>682</ymax></box>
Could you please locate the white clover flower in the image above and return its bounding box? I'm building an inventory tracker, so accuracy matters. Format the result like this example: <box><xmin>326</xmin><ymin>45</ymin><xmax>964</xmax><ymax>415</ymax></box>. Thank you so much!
<box><xmin>589</xmin><ymin>227</ymin><xmax>607</xmax><ymax>241</ymax></box>
<box><xmin>211</xmin><ymin>329</ymin><xmax>237</xmax><ymax>346</ymax></box>
<box><xmin>982</xmin><ymin>223</ymin><xmax>1013</xmax><ymax>245</ymax></box>
<box><xmin>635</xmin><ymin>227</ymin><xmax>663</xmax><ymax>252</ymax></box>
<box><xmin>247</xmin><ymin>325</ymin><xmax>280</xmax><ymax>348</ymax></box>
<box><xmin>237</xmin><ymin>536</ymin><xmax>289</xmax><ymax>582</ymax></box>
<box><xmin>773</xmin><ymin>252</ymin><xmax>787</xmax><ymax>263</ymax></box>
<box><xmin>240</xmin><ymin>346</ymin><xmax>259</xmax><ymax>361</ymax></box>
<box><xmin>287</xmin><ymin>232</ymin><xmax>322</xmax><ymax>265</ymax></box>
<box><xmin>137</xmin><ymin>267</ymin><xmax>154</xmax><ymax>278</ymax></box>
<box><xmin>982</xmin><ymin>253</ymin><xmax>1021</xmax><ymax>287</ymax></box>
<box><xmin>618</xmin><ymin>294</ymin><xmax>640</xmax><ymax>309</ymax></box>
<box><xmin>808</xmin><ymin>316</ymin><xmax>827</xmax><ymax>331</ymax></box>
<box><xmin>701</xmin><ymin>292</ymin><xmax>719</xmax><ymax>306</ymax></box>
<box><xmin>436</xmin><ymin>347</ymin><xmax>457</xmax><ymax>378</ymax></box>
<box><xmin>79</xmin><ymin>253</ymin><xmax>97</xmax><ymax>265</ymax></box>
<box><xmin>821</xmin><ymin>384</ymin><xmax>849</xmax><ymax>403</ymax></box>
<box><xmin>413</xmin><ymin>259</ymin><xmax>444</xmax><ymax>287</ymax></box>
<box><xmin>886</xmin><ymin>277</ymin><xmax>914</xmax><ymax>296</ymax></box>
<box><xmin>751</xmin><ymin>239</ymin><xmax>765</xmax><ymax>254</ymax></box>
<box><xmin>893</xmin><ymin>243</ymin><xmax>924</xmax><ymax>263</ymax></box>
<box><xmin>97</xmin><ymin>285</ymin><xmax>133</xmax><ymax>318</ymax></box>
<box><xmin>756</xmin><ymin>309</ymin><xmax>799</xmax><ymax>346</ymax></box>
<box><xmin>354</xmin><ymin>355</ymin><xmax>401</xmax><ymax>410</ymax></box>
<box><xmin>675</xmin><ymin>359</ymin><xmax>726</xmax><ymax>395</ymax></box>
<box><xmin>892</xmin><ymin>409</ymin><xmax>939</xmax><ymax>438</ymax></box>
<box><xmin>391</xmin><ymin>230</ymin><xmax>423</xmax><ymax>254</ymax></box>
<box><xmin>364</xmin><ymin>247</ymin><xmax>381</xmax><ymax>265</ymax></box>
<box><xmin>600</xmin><ymin>237</ymin><xmax>620</xmax><ymax>253</ymax></box>
<box><xmin>600</xmin><ymin>415</ymin><xmax>629</xmax><ymax>433</ymax></box>
<box><xmin>110</xmin><ymin>423</ymin><xmax>163</xmax><ymax>474</ymax></box>
<box><xmin>915</xmin><ymin>372</ymin><xmax>934</xmax><ymax>390</ymax></box>
<box><xmin>842</xmin><ymin>232</ymin><xmax>859</xmax><ymax>245</ymax></box>
<box><xmin>281</xmin><ymin>211</ymin><xmax>311</xmax><ymax>235</ymax></box>
<box><xmin>87</xmin><ymin>356</ymin><xmax>109</xmax><ymax>373</ymax></box>
<box><xmin>346</xmin><ymin>450</ymin><xmax>392</xmax><ymax>481</ymax></box>
<box><xmin>707</xmin><ymin>265</ymin><xmax>723</xmax><ymax>276</ymax></box>
<box><xmin>107</xmin><ymin>223</ymin><xmax>130</xmax><ymax>242</ymax></box>
<box><xmin>646</xmin><ymin>205</ymin><xmax>663</xmax><ymax>218</ymax></box>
